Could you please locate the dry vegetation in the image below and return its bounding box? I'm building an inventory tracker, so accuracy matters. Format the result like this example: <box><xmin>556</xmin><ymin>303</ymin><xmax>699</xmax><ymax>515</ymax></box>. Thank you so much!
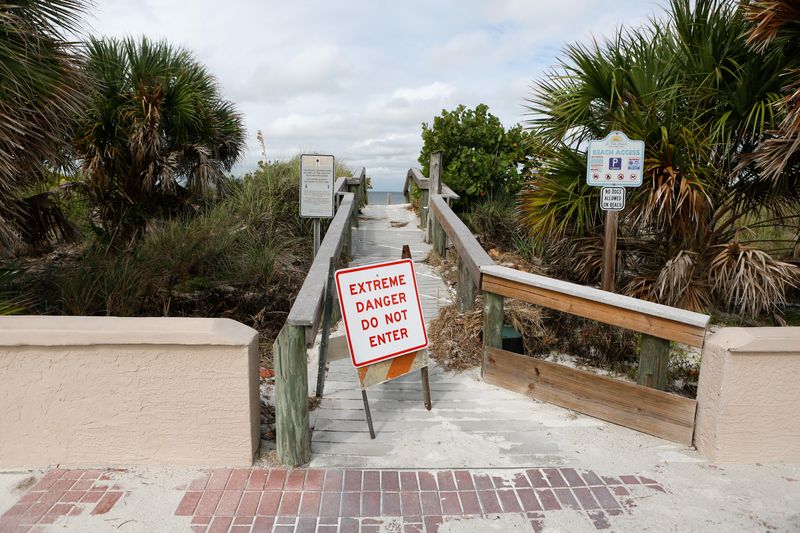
<box><xmin>427</xmin><ymin>297</ymin><xmax>545</xmax><ymax>372</ymax></box>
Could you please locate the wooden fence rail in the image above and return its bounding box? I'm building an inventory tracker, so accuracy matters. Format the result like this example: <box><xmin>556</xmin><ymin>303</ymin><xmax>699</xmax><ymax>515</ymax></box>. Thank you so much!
<box><xmin>275</xmin><ymin>167</ymin><xmax>366</xmax><ymax>466</ymax></box>
<box><xmin>429</xmin><ymin>194</ymin><xmax>494</xmax><ymax>311</ymax></box>
<box><xmin>481</xmin><ymin>265</ymin><xmax>709</xmax><ymax>348</ymax></box>
<box><xmin>480</xmin><ymin>264</ymin><xmax>710</xmax><ymax>445</ymax></box>
<box><xmin>405</xmin><ymin>162</ymin><xmax>493</xmax><ymax>312</ymax></box>
<box><xmin>402</xmin><ymin>167</ymin><xmax>458</xmax><ymax>230</ymax></box>
<box><xmin>416</xmin><ymin>150</ymin><xmax>711</xmax><ymax>445</ymax></box>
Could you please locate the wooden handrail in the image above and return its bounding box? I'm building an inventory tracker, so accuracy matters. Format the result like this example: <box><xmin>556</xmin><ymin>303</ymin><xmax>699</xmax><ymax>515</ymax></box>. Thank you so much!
<box><xmin>403</xmin><ymin>168</ymin><xmax>459</xmax><ymax>199</ymax></box>
<box><xmin>430</xmin><ymin>194</ymin><xmax>494</xmax><ymax>288</ymax></box>
<box><xmin>286</xmin><ymin>167</ymin><xmax>365</xmax><ymax>346</ymax></box>
<box><xmin>480</xmin><ymin>264</ymin><xmax>710</xmax><ymax>347</ymax></box>
<box><xmin>276</xmin><ymin>166</ymin><xmax>364</xmax><ymax>467</ymax></box>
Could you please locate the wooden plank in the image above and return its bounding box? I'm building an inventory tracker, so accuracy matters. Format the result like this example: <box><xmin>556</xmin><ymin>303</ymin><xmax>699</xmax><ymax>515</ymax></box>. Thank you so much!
<box><xmin>456</xmin><ymin>257</ymin><xmax>476</xmax><ymax>311</ymax></box>
<box><xmin>483</xmin><ymin>292</ymin><xmax>504</xmax><ymax>379</ymax></box>
<box><xmin>482</xmin><ymin>265</ymin><xmax>708</xmax><ymax>327</ymax></box>
<box><xmin>484</xmin><ymin>347</ymin><xmax>696</xmax><ymax>445</ymax></box>
<box><xmin>430</xmin><ymin>194</ymin><xmax>494</xmax><ymax>288</ymax></box>
<box><xmin>638</xmin><ymin>334</ymin><xmax>670</xmax><ymax>389</ymax></box>
<box><xmin>482</xmin><ymin>273</ymin><xmax>708</xmax><ymax>348</ymax></box>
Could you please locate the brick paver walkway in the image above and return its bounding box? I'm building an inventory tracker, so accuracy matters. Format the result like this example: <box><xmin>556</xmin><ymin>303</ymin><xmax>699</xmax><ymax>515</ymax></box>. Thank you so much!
<box><xmin>175</xmin><ymin>467</ymin><xmax>663</xmax><ymax>532</ymax></box>
<box><xmin>0</xmin><ymin>469</ymin><xmax>126</xmax><ymax>532</ymax></box>
<box><xmin>0</xmin><ymin>467</ymin><xmax>665</xmax><ymax>532</ymax></box>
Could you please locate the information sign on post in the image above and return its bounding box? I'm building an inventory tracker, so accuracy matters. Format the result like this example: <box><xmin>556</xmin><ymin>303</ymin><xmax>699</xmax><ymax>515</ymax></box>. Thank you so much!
<box><xmin>300</xmin><ymin>154</ymin><xmax>335</xmax><ymax>218</ymax></box>
<box><xmin>587</xmin><ymin>131</ymin><xmax>644</xmax><ymax>187</ymax></box>
<box><xmin>600</xmin><ymin>187</ymin><xmax>626</xmax><ymax>211</ymax></box>
<box><xmin>300</xmin><ymin>154</ymin><xmax>335</xmax><ymax>258</ymax></box>
<box><xmin>586</xmin><ymin>131</ymin><xmax>645</xmax><ymax>292</ymax></box>
<box><xmin>335</xmin><ymin>258</ymin><xmax>428</xmax><ymax>368</ymax></box>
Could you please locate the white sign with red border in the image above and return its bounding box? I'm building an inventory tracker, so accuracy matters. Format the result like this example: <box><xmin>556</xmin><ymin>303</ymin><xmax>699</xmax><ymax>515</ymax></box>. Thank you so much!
<box><xmin>335</xmin><ymin>258</ymin><xmax>428</xmax><ymax>368</ymax></box>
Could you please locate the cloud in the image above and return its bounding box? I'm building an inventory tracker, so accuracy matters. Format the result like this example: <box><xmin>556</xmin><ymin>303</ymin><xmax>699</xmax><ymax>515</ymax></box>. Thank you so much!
<box><xmin>391</xmin><ymin>82</ymin><xmax>456</xmax><ymax>104</ymax></box>
<box><xmin>235</xmin><ymin>44</ymin><xmax>348</xmax><ymax>103</ymax></box>
<box><xmin>89</xmin><ymin>0</ymin><xmax>668</xmax><ymax>191</ymax></box>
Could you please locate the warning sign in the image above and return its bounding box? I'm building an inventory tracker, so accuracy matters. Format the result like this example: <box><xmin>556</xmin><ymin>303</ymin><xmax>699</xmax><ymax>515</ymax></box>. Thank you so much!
<box><xmin>335</xmin><ymin>259</ymin><xmax>428</xmax><ymax>368</ymax></box>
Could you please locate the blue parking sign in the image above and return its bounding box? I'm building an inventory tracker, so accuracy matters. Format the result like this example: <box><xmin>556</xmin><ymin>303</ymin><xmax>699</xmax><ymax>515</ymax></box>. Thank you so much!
<box><xmin>609</xmin><ymin>157</ymin><xmax>622</xmax><ymax>170</ymax></box>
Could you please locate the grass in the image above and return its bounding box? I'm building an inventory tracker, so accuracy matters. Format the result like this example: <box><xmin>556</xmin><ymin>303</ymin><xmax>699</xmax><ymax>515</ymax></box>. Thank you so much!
<box><xmin>11</xmin><ymin>156</ymin><xmax>346</xmax><ymax>366</ymax></box>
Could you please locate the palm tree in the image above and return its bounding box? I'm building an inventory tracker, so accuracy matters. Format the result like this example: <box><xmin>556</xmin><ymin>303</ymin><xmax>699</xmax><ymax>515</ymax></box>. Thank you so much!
<box><xmin>741</xmin><ymin>0</ymin><xmax>800</xmax><ymax>182</ymax></box>
<box><xmin>0</xmin><ymin>0</ymin><xmax>88</xmax><ymax>249</ymax></box>
<box><xmin>75</xmin><ymin>37</ymin><xmax>246</xmax><ymax>243</ymax></box>
<box><xmin>521</xmin><ymin>0</ymin><xmax>799</xmax><ymax>319</ymax></box>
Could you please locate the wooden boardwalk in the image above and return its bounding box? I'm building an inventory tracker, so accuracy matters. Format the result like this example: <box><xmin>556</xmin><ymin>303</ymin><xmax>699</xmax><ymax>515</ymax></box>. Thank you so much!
<box><xmin>307</xmin><ymin>204</ymin><xmax>604</xmax><ymax>469</ymax></box>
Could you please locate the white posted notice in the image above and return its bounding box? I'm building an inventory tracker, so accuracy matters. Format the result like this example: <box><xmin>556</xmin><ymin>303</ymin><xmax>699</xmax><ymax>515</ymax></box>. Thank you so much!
<box><xmin>600</xmin><ymin>187</ymin><xmax>626</xmax><ymax>211</ymax></box>
<box><xmin>335</xmin><ymin>259</ymin><xmax>428</xmax><ymax>368</ymax></box>
<box><xmin>300</xmin><ymin>154</ymin><xmax>335</xmax><ymax>218</ymax></box>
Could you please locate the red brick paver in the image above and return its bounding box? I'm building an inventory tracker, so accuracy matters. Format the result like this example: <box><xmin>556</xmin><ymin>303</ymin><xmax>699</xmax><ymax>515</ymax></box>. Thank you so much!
<box><xmin>0</xmin><ymin>469</ymin><xmax>126</xmax><ymax>532</ymax></box>
<box><xmin>174</xmin><ymin>468</ymin><xmax>665</xmax><ymax>532</ymax></box>
<box><xmin>0</xmin><ymin>467</ymin><xmax>665</xmax><ymax>532</ymax></box>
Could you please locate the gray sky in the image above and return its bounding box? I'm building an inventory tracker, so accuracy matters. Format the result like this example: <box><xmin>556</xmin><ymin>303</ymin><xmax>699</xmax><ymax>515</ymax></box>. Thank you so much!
<box><xmin>88</xmin><ymin>0</ymin><xmax>667</xmax><ymax>190</ymax></box>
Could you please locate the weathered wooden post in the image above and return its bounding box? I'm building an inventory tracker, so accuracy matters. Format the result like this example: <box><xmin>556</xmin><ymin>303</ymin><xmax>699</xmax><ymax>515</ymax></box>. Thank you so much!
<box><xmin>274</xmin><ymin>324</ymin><xmax>311</xmax><ymax>465</ymax></box>
<box><xmin>601</xmin><ymin>210</ymin><xmax>618</xmax><ymax>292</ymax></box>
<box><xmin>427</xmin><ymin>152</ymin><xmax>442</xmax><ymax>243</ymax></box>
<box><xmin>419</xmin><ymin>189</ymin><xmax>429</xmax><ymax>230</ymax></box>
<box><xmin>482</xmin><ymin>292</ymin><xmax>504</xmax><ymax>378</ymax></box>
<box><xmin>432</xmin><ymin>215</ymin><xmax>447</xmax><ymax>257</ymax></box>
<box><xmin>637</xmin><ymin>335</ymin><xmax>670</xmax><ymax>390</ymax></box>
<box><xmin>456</xmin><ymin>258</ymin><xmax>475</xmax><ymax>312</ymax></box>
<box><xmin>350</xmin><ymin>181</ymin><xmax>360</xmax><ymax>228</ymax></box>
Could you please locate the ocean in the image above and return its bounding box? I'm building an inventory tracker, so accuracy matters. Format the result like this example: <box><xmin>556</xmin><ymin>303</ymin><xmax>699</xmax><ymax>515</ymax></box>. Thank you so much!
<box><xmin>367</xmin><ymin>191</ymin><xmax>406</xmax><ymax>205</ymax></box>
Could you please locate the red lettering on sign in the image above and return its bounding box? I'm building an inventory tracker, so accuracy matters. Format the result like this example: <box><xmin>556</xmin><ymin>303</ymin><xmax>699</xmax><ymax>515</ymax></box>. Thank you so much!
<box><xmin>368</xmin><ymin>327</ymin><xmax>411</xmax><ymax>348</ymax></box>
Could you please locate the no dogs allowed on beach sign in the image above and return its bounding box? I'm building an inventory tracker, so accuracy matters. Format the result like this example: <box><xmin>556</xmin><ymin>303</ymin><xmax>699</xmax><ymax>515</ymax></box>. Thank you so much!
<box><xmin>335</xmin><ymin>258</ymin><xmax>428</xmax><ymax>368</ymax></box>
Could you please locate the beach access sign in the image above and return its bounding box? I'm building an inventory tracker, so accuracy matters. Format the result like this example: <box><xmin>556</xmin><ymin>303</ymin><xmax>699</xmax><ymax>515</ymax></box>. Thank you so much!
<box><xmin>300</xmin><ymin>154</ymin><xmax>335</xmax><ymax>218</ymax></box>
<box><xmin>586</xmin><ymin>131</ymin><xmax>644</xmax><ymax>187</ymax></box>
<box><xmin>335</xmin><ymin>258</ymin><xmax>428</xmax><ymax>368</ymax></box>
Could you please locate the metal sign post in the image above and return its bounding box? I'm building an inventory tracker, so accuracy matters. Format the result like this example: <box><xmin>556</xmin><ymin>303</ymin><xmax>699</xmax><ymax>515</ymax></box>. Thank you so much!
<box><xmin>300</xmin><ymin>154</ymin><xmax>335</xmax><ymax>258</ymax></box>
<box><xmin>586</xmin><ymin>132</ymin><xmax>644</xmax><ymax>292</ymax></box>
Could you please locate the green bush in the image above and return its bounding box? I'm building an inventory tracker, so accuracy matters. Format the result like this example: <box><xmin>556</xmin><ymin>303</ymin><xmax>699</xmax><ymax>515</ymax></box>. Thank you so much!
<box><xmin>419</xmin><ymin>104</ymin><xmax>535</xmax><ymax>203</ymax></box>
<box><xmin>21</xmin><ymin>157</ymin><xmax>317</xmax><ymax>320</ymax></box>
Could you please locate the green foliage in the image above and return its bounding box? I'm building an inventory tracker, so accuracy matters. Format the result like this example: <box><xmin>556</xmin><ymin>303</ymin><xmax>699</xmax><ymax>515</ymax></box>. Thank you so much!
<box><xmin>74</xmin><ymin>36</ymin><xmax>246</xmax><ymax>243</ymax></box>
<box><xmin>462</xmin><ymin>196</ymin><xmax>517</xmax><ymax>249</ymax></box>
<box><xmin>22</xmin><ymin>158</ymin><xmax>313</xmax><ymax>323</ymax></box>
<box><xmin>522</xmin><ymin>0</ymin><xmax>799</xmax><ymax>318</ymax></box>
<box><xmin>0</xmin><ymin>268</ymin><xmax>27</xmax><ymax>315</ymax></box>
<box><xmin>0</xmin><ymin>0</ymin><xmax>89</xmax><ymax>248</ymax></box>
<box><xmin>419</xmin><ymin>104</ymin><xmax>535</xmax><ymax>202</ymax></box>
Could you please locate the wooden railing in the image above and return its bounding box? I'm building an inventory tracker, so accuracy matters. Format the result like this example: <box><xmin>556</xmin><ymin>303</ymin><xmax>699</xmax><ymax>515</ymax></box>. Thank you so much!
<box><xmin>402</xmin><ymin>167</ymin><xmax>459</xmax><ymax>230</ymax></box>
<box><xmin>479</xmin><ymin>265</ymin><xmax>709</xmax><ymax>445</ymax></box>
<box><xmin>274</xmin><ymin>167</ymin><xmax>366</xmax><ymax>466</ymax></box>
<box><xmin>418</xmin><ymin>153</ymin><xmax>711</xmax><ymax>445</ymax></box>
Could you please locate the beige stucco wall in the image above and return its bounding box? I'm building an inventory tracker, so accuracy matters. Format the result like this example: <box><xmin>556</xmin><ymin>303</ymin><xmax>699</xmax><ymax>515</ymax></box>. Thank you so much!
<box><xmin>695</xmin><ymin>327</ymin><xmax>800</xmax><ymax>463</ymax></box>
<box><xmin>0</xmin><ymin>316</ymin><xmax>260</xmax><ymax>468</ymax></box>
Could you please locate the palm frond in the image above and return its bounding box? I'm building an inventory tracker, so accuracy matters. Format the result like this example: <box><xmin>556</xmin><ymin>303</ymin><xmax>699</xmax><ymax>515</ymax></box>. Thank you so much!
<box><xmin>709</xmin><ymin>241</ymin><xmax>799</xmax><ymax>317</ymax></box>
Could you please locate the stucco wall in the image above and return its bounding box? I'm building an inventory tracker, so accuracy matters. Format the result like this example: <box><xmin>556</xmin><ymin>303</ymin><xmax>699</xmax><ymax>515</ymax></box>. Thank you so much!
<box><xmin>695</xmin><ymin>327</ymin><xmax>800</xmax><ymax>463</ymax></box>
<box><xmin>0</xmin><ymin>316</ymin><xmax>260</xmax><ymax>468</ymax></box>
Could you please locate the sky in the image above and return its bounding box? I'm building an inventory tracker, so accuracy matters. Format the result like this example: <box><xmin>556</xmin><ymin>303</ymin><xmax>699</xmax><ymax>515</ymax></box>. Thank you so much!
<box><xmin>86</xmin><ymin>0</ymin><xmax>668</xmax><ymax>191</ymax></box>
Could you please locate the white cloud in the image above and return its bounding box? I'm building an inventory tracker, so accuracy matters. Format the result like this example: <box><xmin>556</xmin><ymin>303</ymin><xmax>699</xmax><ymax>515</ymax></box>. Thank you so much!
<box><xmin>88</xmin><ymin>0</ymin><xmax>667</xmax><ymax>191</ymax></box>
<box><xmin>391</xmin><ymin>82</ymin><xmax>456</xmax><ymax>103</ymax></box>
